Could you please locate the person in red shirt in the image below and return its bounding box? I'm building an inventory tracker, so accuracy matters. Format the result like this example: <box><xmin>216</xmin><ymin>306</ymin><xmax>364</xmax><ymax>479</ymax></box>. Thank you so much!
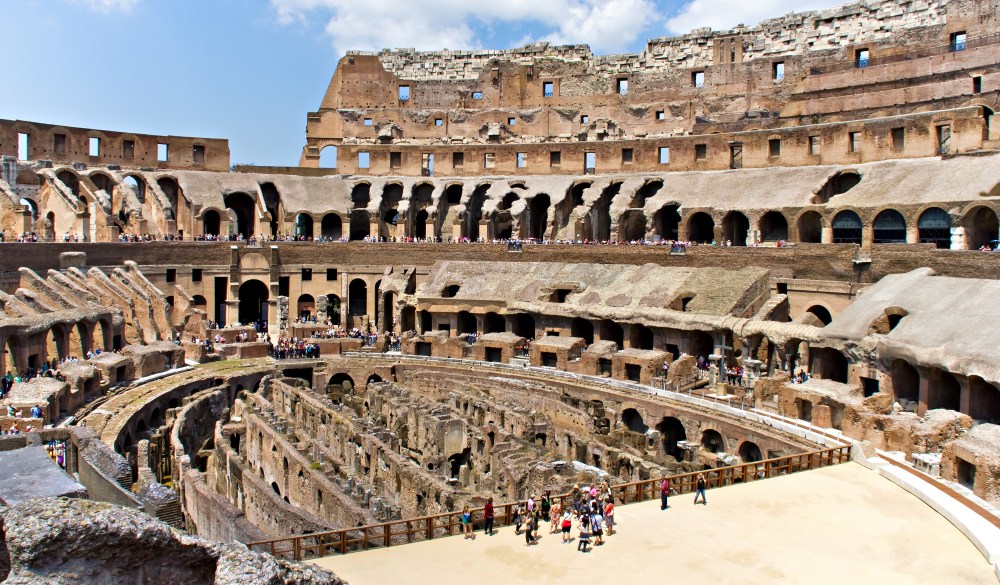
<box><xmin>483</xmin><ymin>497</ymin><xmax>495</xmax><ymax>536</ymax></box>
<box><xmin>660</xmin><ymin>476</ymin><xmax>671</xmax><ymax>510</ymax></box>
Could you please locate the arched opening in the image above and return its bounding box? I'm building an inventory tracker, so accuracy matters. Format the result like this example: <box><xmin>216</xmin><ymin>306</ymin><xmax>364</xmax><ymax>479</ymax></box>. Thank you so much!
<box><xmin>687</xmin><ymin>212</ymin><xmax>715</xmax><ymax>243</ymax></box>
<box><xmin>738</xmin><ymin>441</ymin><xmax>762</xmax><ymax>462</ymax></box>
<box><xmin>721</xmin><ymin>211</ymin><xmax>749</xmax><ymax>246</ymax></box>
<box><xmin>224</xmin><ymin>192</ymin><xmax>256</xmax><ymax>238</ymax></box>
<box><xmin>56</xmin><ymin>170</ymin><xmax>80</xmax><ymax>197</ymax></box>
<box><xmin>511</xmin><ymin>313</ymin><xmax>535</xmax><ymax>338</ymax></box>
<box><xmin>929</xmin><ymin>369</ymin><xmax>961</xmax><ymax>412</ymax></box>
<box><xmin>965</xmin><ymin>206</ymin><xmax>998</xmax><ymax>249</ymax></box>
<box><xmin>294</xmin><ymin>213</ymin><xmax>314</xmax><ymax>239</ymax></box>
<box><xmin>796</xmin><ymin>211</ymin><xmax>823</xmax><ymax>243</ymax></box>
<box><xmin>654</xmin><ymin>204</ymin><xmax>680</xmax><ymax>241</ymax></box>
<box><xmin>700</xmin><ymin>429</ymin><xmax>725</xmax><ymax>453</ymax></box>
<box><xmin>618</xmin><ymin>210</ymin><xmax>647</xmax><ymax>242</ymax></box>
<box><xmin>630</xmin><ymin>324</ymin><xmax>654</xmax><ymax>350</ymax></box>
<box><xmin>656</xmin><ymin>417</ymin><xmax>687</xmax><ymax>461</ymax></box>
<box><xmin>382</xmin><ymin>292</ymin><xmax>396</xmax><ymax>331</ymax></box>
<box><xmin>556</xmin><ymin>181</ymin><xmax>589</xmax><ymax>233</ymax></box>
<box><xmin>366</xmin><ymin>374</ymin><xmax>384</xmax><ymax>388</ymax></box>
<box><xmin>351</xmin><ymin>183</ymin><xmax>371</xmax><ymax>208</ymax></box>
<box><xmin>832</xmin><ymin>210</ymin><xmax>862</xmax><ymax>244</ymax></box>
<box><xmin>968</xmin><ymin>376</ymin><xmax>1000</xmax><ymax>423</ymax></box>
<box><xmin>321</xmin><ymin>213</ymin><xmax>343</xmax><ymax>240</ymax></box>
<box><xmin>419</xmin><ymin>310</ymin><xmax>432</xmax><ymax>333</ymax></box>
<box><xmin>621</xmin><ymin>408</ymin><xmax>647</xmax><ymax>433</ymax></box>
<box><xmin>457</xmin><ymin>311</ymin><xmax>477</xmax><ymax>335</ymax></box>
<box><xmin>400</xmin><ymin>306</ymin><xmax>415</xmax><ymax>331</ymax></box>
<box><xmin>688</xmin><ymin>331</ymin><xmax>714</xmax><ymax>360</ymax></box>
<box><xmin>237</xmin><ymin>280</ymin><xmax>269</xmax><ymax>325</ymax></box>
<box><xmin>809</xmin><ymin>348</ymin><xmax>848</xmax><ymax>383</ymax></box>
<box><xmin>806</xmin><ymin>305</ymin><xmax>833</xmax><ymax>326</ymax></box>
<box><xmin>873</xmin><ymin>209</ymin><xmax>906</xmax><ymax>244</ymax></box>
<box><xmin>448</xmin><ymin>448</ymin><xmax>472</xmax><ymax>480</ymax></box>
<box><xmin>319</xmin><ymin>145</ymin><xmax>338</xmax><ymax>168</ymax></box>
<box><xmin>599</xmin><ymin>320</ymin><xmax>624</xmax><ymax>349</ymax></box>
<box><xmin>329</xmin><ymin>373</ymin><xmax>354</xmax><ymax>392</ymax></box>
<box><xmin>631</xmin><ymin>180</ymin><xmax>663</xmax><ymax>208</ymax></box>
<box><xmin>523</xmin><ymin>194</ymin><xmax>550</xmax><ymax>240</ymax></box>
<box><xmin>484</xmin><ymin>312</ymin><xmax>505</xmax><ymax>334</ymax></box>
<box><xmin>759</xmin><ymin>211</ymin><xmax>789</xmax><ymax>242</ymax></box>
<box><xmin>814</xmin><ymin>171</ymin><xmax>861</xmax><ymax>204</ymax></box>
<box><xmin>891</xmin><ymin>360</ymin><xmax>919</xmax><ymax>404</ymax></box>
<box><xmin>156</xmin><ymin>177</ymin><xmax>181</xmax><ymax>220</ymax></box>
<box><xmin>123</xmin><ymin>175</ymin><xmax>145</xmax><ymax>203</ymax></box>
<box><xmin>581</xmin><ymin>183</ymin><xmax>620</xmax><ymax>242</ymax></box>
<box><xmin>326</xmin><ymin>294</ymin><xmax>341</xmax><ymax>325</ymax></box>
<box><xmin>203</xmin><ymin>210</ymin><xmax>221</xmax><ymax>236</ymax></box>
<box><xmin>259</xmin><ymin>182</ymin><xmax>282</xmax><ymax>238</ymax></box>
<box><xmin>463</xmin><ymin>184</ymin><xmax>490</xmax><ymax>240</ymax></box>
<box><xmin>412</xmin><ymin>209</ymin><xmax>429</xmax><ymax>240</ymax></box>
<box><xmin>379</xmin><ymin>184</ymin><xmax>403</xmax><ymax>239</ymax></box>
<box><xmin>192</xmin><ymin>295</ymin><xmax>207</xmax><ymax>308</ymax></box>
<box><xmin>297</xmin><ymin>294</ymin><xmax>315</xmax><ymax>321</ymax></box>
<box><xmin>571</xmin><ymin>318</ymin><xmax>594</xmax><ymax>345</ymax></box>
<box><xmin>917</xmin><ymin>207</ymin><xmax>951</xmax><ymax>249</ymax></box>
<box><xmin>349</xmin><ymin>279</ymin><xmax>368</xmax><ymax>318</ymax></box>
<box><xmin>349</xmin><ymin>210</ymin><xmax>371</xmax><ymax>241</ymax></box>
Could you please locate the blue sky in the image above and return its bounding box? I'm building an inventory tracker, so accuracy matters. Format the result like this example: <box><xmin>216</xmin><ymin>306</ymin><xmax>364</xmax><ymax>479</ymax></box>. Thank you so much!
<box><xmin>5</xmin><ymin>0</ymin><xmax>845</xmax><ymax>166</ymax></box>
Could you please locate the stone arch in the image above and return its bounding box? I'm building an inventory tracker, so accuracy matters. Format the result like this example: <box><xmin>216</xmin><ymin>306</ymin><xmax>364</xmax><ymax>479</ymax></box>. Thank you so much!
<box><xmin>238</xmin><ymin>280</ymin><xmax>269</xmax><ymax>324</ymax></box>
<box><xmin>319</xmin><ymin>145</ymin><xmax>338</xmax><ymax>168</ymax></box>
<box><xmin>806</xmin><ymin>305</ymin><xmax>833</xmax><ymax>326</ymax></box>
<box><xmin>618</xmin><ymin>210</ymin><xmax>647</xmax><ymax>242</ymax></box>
<box><xmin>202</xmin><ymin>209</ymin><xmax>221</xmax><ymax>236</ymax></box>
<box><xmin>738</xmin><ymin>441</ymin><xmax>763</xmax><ymax>462</ymax></box>
<box><xmin>349</xmin><ymin>210</ymin><xmax>371</xmax><ymax>241</ymax></box>
<box><xmin>224</xmin><ymin>192</ymin><xmax>256</xmax><ymax>238</ymax></box>
<box><xmin>350</xmin><ymin>182</ymin><xmax>371</xmax><ymax>208</ymax></box>
<box><xmin>511</xmin><ymin>313</ymin><xmax>535</xmax><ymax>338</ymax></box>
<box><xmin>654</xmin><ymin>204</ymin><xmax>681</xmax><ymax>240</ymax></box>
<box><xmin>156</xmin><ymin>177</ymin><xmax>182</xmax><ymax>220</ymax></box>
<box><xmin>348</xmin><ymin>279</ymin><xmax>368</xmax><ymax>318</ymax></box>
<box><xmin>326</xmin><ymin>294</ymin><xmax>342</xmax><ymax>326</ymax></box>
<box><xmin>296</xmin><ymin>294</ymin><xmax>315</xmax><ymax>320</ymax></box>
<box><xmin>891</xmin><ymin>360</ymin><xmax>919</xmax><ymax>404</ymax></box>
<box><xmin>321</xmin><ymin>213</ymin><xmax>343</xmax><ymax>240</ymax></box>
<box><xmin>571</xmin><ymin>318</ymin><xmax>594</xmax><ymax>345</ymax></box>
<box><xmin>294</xmin><ymin>213</ymin><xmax>314</xmax><ymax>239</ymax></box>
<box><xmin>329</xmin><ymin>373</ymin><xmax>355</xmax><ymax>392</ymax></box>
<box><xmin>964</xmin><ymin>205</ymin><xmax>998</xmax><ymax>249</ymax></box>
<box><xmin>599</xmin><ymin>320</ymin><xmax>624</xmax><ymax>349</ymax></box>
<box><xmin>832</xmin><ymin>210</ymin><xmax>862</xmax><ymax>244</ymax></box>
<box><xmin>721</xmin><ymin>211</ymin><xmax>749</xmax><ymax>246</ymax></box>
<box><xmin>656</xmin><ymin>416</ymin><xmax>686</xmax><ymax>461</ymax></box>
<box><xmin>621</xmin><ymin>408</ymin><xmax>647</xmax><ymax>433</ymax></box>
<box><xmin>630</xmin><ymin>324</ymin><xmax>654</xmax><ymax>350</ymax></box>
<box><xmin>484</xmin><ymin>312</ymin><xmax>505</xmax><ymax>334</ymax></box>
<box><xmin>557</xmin><ymin>181</ymin><xmax>590</xmax><ymax>234</ymax></box>
<box><xmin>522</xmin><ymin>193</ymin><xmax>551</xmax><ymax>240</ymax></box>
<box><xmin>813</xmin><ymin>171</ymin><xmax>861</xmax><ymax>204</ymax></box>
<box><xmin>759</xmin><ymin>211</ymin><xmax>789</xmax><ymax>242</ymax></box>
<box><xmin>917</xmin><ymin>207</ymin><xmax>951</xmax><ymax>249</ymax></box>
<box><xmin>928</xmin><ymin>368</ymin><xmax>961</xmax><ymax>412</ymax></box>
<box><xmin>873</xmin><ymin>209</ymin><xmax>906</xmax><ymax>244</ymax></box>
<box><xmin>795</xmin><ymin>210</ymin><xmax>823</xmax><ymax>243</ymax></box>
<box><xmin>809</xmin><ymin>347</ymin><xmax>848</xmax><ymax>383</ymax></box>
<box><xmin>457</xmin><ymin>310</ymin><xmax>477</xmax><ymax>335</ymax></box>
<box><xmin>686</xmin><ymin>211</ymin><xmax>715</xmax><ymax>243</ymax></box>
<box><xmin>581</xmin><ymin>182</ymin><xmax>621</xmax><ymax>242</ymax></box>
<box><xmin>463</xmin><ymin>183</ymin><xmax>490</xmax><ymax>240</ymax></box>
<box><xmin>631</xmin><ymin>179</ymin><xmax>663</xmax><ymax>208</ymax></box>
<box><xmin>700</xmin><ymin>429</ymin><xmax>725</xmax><ymax>453</ymax></box>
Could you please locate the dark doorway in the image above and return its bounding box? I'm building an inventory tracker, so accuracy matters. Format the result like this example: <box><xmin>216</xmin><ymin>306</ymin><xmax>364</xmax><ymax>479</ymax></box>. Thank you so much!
<box><xmin>237</xmin><ymin>280</ymin><xmax>269</xmax><ymax>324</ymax></box>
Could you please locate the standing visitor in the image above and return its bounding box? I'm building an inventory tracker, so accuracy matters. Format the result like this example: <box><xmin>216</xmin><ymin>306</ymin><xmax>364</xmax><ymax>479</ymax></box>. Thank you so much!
<box><xmin>561</xmin><ymin>509</ymin><xmax>573</xmax><ymax>543</ymax></box>
<box><xmin>694</xmin><ymin>473</ymin><xmax>707</xmax><ymax>505</ymax></box>
<box><xmin>577</xmin><ymin>513</ymin><xmax>591</xmax><ymax>552</ymax></box>
<box><xmin>461</xmin><ymin>505</ymin><xmax>475</xmax><ymax>539</ymax></box>
<box><xmin>604</xmin><ymin>499</ymin><xmax>615</xmax><ymax>536</ymax></box>
<box><xmin>484</xmin><ymin>497</ymin><xmax>495</xmax><ymax>536</ymax></box>
<box><xmin>660</xmin><ymin>476</ymin><xmax>671</xmax><ymax>510</ymax></box>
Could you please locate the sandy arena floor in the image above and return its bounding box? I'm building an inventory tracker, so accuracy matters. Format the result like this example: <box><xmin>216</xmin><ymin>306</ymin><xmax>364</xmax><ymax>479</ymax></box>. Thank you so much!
<box><xmin>313</xmin><ymin>463</ymin><xmax>995</xmax><ymax>584</ymax></box>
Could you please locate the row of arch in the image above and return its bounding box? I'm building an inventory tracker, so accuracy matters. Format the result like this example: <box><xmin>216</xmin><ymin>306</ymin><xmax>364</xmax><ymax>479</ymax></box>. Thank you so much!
<box><xmin>619</xmin><ymin>409</ymin><xmax>763</xmax><ymax>463</ymax></box>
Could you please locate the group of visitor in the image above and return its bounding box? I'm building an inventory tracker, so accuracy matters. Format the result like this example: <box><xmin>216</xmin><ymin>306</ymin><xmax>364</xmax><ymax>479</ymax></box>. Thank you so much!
<box><xmin>269</xmin><ymin>337</ymin><xmax>321</xmax><ymax>360</ymax></box>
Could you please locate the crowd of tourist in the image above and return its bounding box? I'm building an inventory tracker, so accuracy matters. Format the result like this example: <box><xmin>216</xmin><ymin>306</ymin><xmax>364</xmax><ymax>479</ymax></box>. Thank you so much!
<box><xmin>269</xmin><ymin>337</ymin><xmax>322</xmax><ymax>360</ymax></box>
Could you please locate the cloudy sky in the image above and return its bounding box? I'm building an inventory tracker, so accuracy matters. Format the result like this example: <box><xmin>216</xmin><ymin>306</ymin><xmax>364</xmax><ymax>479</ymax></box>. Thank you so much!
<box><xmin>6</xmin><ymin>0</ymin><xmax>845</xmax><ymax>165</ymax></box>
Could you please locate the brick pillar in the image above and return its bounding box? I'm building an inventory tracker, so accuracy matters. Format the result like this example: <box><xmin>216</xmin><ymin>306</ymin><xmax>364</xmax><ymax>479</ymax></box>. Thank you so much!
<box><xmin>821</xmin><ymin>226</ymin><xmax>834</xmax><ymax>244</ymax></box>
<box><xmin>917</xmin><ymin>366</ymin><xmax>932</xmax><ymax>416</ymax></box>
<box><xmin>861</xmin><ymin>224</ymin><xmax>874</xmax><ymax>248</ymax></box>
<box><xmin>959</xmin><ymin>375</ymin><xmax>971</xmax><ymax>416</ymax></box>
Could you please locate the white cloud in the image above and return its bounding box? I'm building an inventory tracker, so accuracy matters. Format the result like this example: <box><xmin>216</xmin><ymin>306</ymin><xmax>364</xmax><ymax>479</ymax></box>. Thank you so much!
<box><xmin>269</xmin><ymin>0</ymin><xmax>660</xmax><ymax>55</ymax></box>
<box><xmin>665</xmin><ymin>0</ymin><xmax>846</xmax><ymax>36</ymax></box>
<box><xmin>68</xmin><ymin>0</ymin><xmax>140</xmax><ymax>13</ymax></box>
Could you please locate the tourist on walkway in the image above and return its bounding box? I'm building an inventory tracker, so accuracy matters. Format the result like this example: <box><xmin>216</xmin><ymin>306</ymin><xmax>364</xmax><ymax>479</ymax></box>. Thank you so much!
<box><xmin>694</xmin><ymin>473</ymin><xmax>707</xmax><ymax>505</ymax></box>
<box><xmin>461</xmin><ymin>505</ymin><xmax>475</xmax><ymax>539</ymax></box>
<box><xmin>560</xmin><ymin>509</ymin><xmax>573</xmax><ymax>543</ymax></box>
<box><xmin>591</xmin><ymin>509</ymin><xmax>604</xmax><ymax>546</ymax></box>
<box><xmin>549</xmin><ymin>499</ymin><xmax>562</xmax><ymax>534</ymax></box>
<box><xmin>604</xmin><ymin>499</ymin><xmax>615</xmax><ymax>535</ymax></box>
<box><xmin>577</xmin><ymin>514</ymin><xmax>591</xmax><ymax>552</ymax></box>
<box><xmin>660</xmin><ymin>476</ymin><xmax>671</xmax><ymax>510</ymax></box>
<box><xmin>513</xmin><ymin>503</ymin><xmax>524</xmax><ymax>534</ymax></box>
<box><xmin>483</xmin><ymin>497</ymin><xmax>494</xmax><ymax>536</ymax></box>
<box><xmin>524</xmin><ymin>514</ymin><xmax>537</xmax><ymax>546</ymax></box>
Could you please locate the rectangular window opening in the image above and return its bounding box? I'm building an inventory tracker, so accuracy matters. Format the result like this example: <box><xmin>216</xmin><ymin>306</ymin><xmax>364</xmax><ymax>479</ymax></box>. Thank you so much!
<box><xmin>17</xmin><ymin>133</ymin><xmax>29</xmax><ymax>161</ymax></box>
<box><xmin>584</xmin><ymin>151</ymin><xmax>596</xmax><ymax>173</ymax></box>
<box><xmin>849</xmin><ymin>131</ymin><xmax>861</xmax><ymax>153</ymax></box>
<box><xmin>53</xmin><ymin>134</ymin><xmax>66</xmax><ymax>155</ymax></box>
<box><xmin>769</xmin><ymin>138</ymin><xmax>781</xmax><ymax>158</ymax></box>
<box><xmin>695</xmin><ymin>144</ymin><xmax>707</xmax><ymax>160</ymax></box>
<box><xmin>123</xmin><ymin>140</ymin><xmax>135</xmax><ymax>160</ymax></box>
<box><xmin>656</xmin><ymin>110</ymin><xmax>666</xmax><ymax>121</ymax></box>
<box><xmin>616</xmin><ymin>78</ymin><xmax>629</xmax><ymax>94</ymax></box>
<box><xmin>542</xmin><ymin>81</ymin><xmax>554</xmax><ymax>98</ymax></box>
<box><xmin>809</xmin><ymin>135</ymin><xmax>821</xmax><ymax>155</ymax></box>
<box><xmin>89</xmin><ymin>137</ymin><xmax>101</xmax><ymax>157</ymax></box>
<box><xmin>165</xmin><ymin>268</ymin><xmax>176</xmax><ymax>283</ymax></box>
<box><xmin>580</xmin><ymin>115</ymin><xmax>589</xmax><ymax>124</ymax></box>
<box><xmin>157</xmin><ymin>143</ymin><xmax>169</xmax><ymax>162</ymax></box>
<box><xmin>435</xmin><ymin>118</ymin><xmax>444</xmax><ymax>127</ymax></box>
<box><xmin>937</xmin><ymin>125</ymin><xmax>952</xmax><ymax>155</ymax></box>
<box><xmin>516</xmin><ymin>152</ymin><xmax>527</xmax><ymax>168</ymax></box>
<box><xmin>622</xmin><ymin>148</ymin><xmax>634</xmax><ymax>164</ymax></box>
<box><xmin>363</xmin><ymin>118</ymin><xmax>373</xmax><ymax>126</ymax></box>
<box><xmin>193</xmin><ymin>144</ymin><xmax>205</xmax><ymax>164</ymax></box>
<box><xmin>358</xmin><ymin>151</ymin><xmax>370</xmax><ymax>169</ymax></box>
<box><xmin>730</xmin><ymin>142</ymin><xmax>743</xmax><ymax>169</ymax></box>
<box><xmin>856</xmin><ymin>48</ymin><xmax>870</xmax><ymax>68</ymax></box>
<box><xmin>398</xmin><ymin>85</ymin><xmax>410</xmax><ymax>101</ymax></box>
<box><xmin>508</xmin><ymin>117</ymin><xmax>516</xmax><ymax>126</ymax></box>
<box><xmin>192</xmin><ymin>268</ymin><xmax>203</xmax><ymax>283</ymax></box>
<box><xmin>951</xmin><ymin>31</ymin><xmax>967</xmax><ymax>52</ymax></box>
<box><xmin>471</xmin><ymin>92</ymin><xmax>484</xmax><ymax>100</ymax></box>
<box><xmin>301</xmin><ymin>268</ymin><xmax>312</xmax><ymax>281</ymax></box>
<box><xmin>389</xmin><ymin>152</ymin><xmax>401</xmax><ymax>169</ymax></box>
<box><xmin>452</xmin><ymin>152</ymin><xmax>464</xmax><ymax>168</ymax></box>
<box><xmin>891</xmin><ymin>127</ymin><xmax>905</xmax><ymax>151</ymax></box>
<box><xmin>484</xmin><ymin>153</ymin><xmax>496</xmax><ymax>169</ymax></box>
<box><xmin>773</xmin><ymin>61</ymin><xmax>785</xmax><ymax>81</ymax></box>
<box><xmin>327</xmin><ymin>268</ymin><xmax>338</xmax><ymax>281</ymax></box>
<box><xmin>692</xmin><ymin>71</ymin><xmax>705</xmax><ymax>88</ymax></box>
<box><xmin>973</xmin><ymin>76</ymin><xmax>983</xmax><ymax>94</ymax></box>
<box><xmin>421</xmin><ymin>153</ymin><xmax>434</xmax><ymax>177</ymax></box>
<box><xmin>658</xmin><ymin>147</ymin><xmax>670</xmax><ymax>165</ymax></box>
<box><xmin>278</xmin><ymin>276</ymin><xmax>290</xmax><ymax>298</ymax></box>
<box><xmin>549</xmin><ymin>151</ymin><xmax>561</xmax><ymax>167</ymax></box>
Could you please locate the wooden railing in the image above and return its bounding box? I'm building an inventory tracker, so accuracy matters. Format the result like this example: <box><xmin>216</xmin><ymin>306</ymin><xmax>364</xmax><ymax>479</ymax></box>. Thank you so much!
<box><xmin>246</xmin><ymin>444</ymin><xmax>851</xmax><ymax>561</ymax></box>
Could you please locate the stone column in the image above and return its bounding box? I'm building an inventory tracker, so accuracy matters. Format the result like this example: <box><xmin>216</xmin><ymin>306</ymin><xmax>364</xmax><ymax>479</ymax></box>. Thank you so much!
<box><xmin>905</xmin><ymin>224</ymin><xmax>919</xmax><ymax>244</ymax></box>
<box><xmin>821</xmin><ymin>226</ymin><xmax>834</xmax><ymax>244</ymax></box>
<box><xmin>917</xmin><ymin>366</ymin><xmax>933</xmax><ymax>416</ymax></box>
<box><xmin>951</xmin><ymin>226</ymin><xmax>968</xmax><ymax>250</ymax></box>
<box><xmin>958</xmin><ymin>375</ymin><xmax>971</xmax><ymax>417</ymax></box>
<box><xmin>861</xmin><ymin>224</ymin><xmax>874</xmax><ymax>248</ymax></box>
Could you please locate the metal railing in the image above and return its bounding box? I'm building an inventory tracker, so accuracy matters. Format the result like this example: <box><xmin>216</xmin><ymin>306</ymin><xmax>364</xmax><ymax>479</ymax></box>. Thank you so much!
<box><xmin>246</xmin><ymin>445</ymin><xmax>851</xmax><ymax>561</ymax></box>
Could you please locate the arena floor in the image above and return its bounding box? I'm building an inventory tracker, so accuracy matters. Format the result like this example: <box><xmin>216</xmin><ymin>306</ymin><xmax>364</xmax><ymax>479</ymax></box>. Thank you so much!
<box><xmin>313</xmin><ymin>463</ymin><xmax>995</xmax><ymax>584</ymax></box>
